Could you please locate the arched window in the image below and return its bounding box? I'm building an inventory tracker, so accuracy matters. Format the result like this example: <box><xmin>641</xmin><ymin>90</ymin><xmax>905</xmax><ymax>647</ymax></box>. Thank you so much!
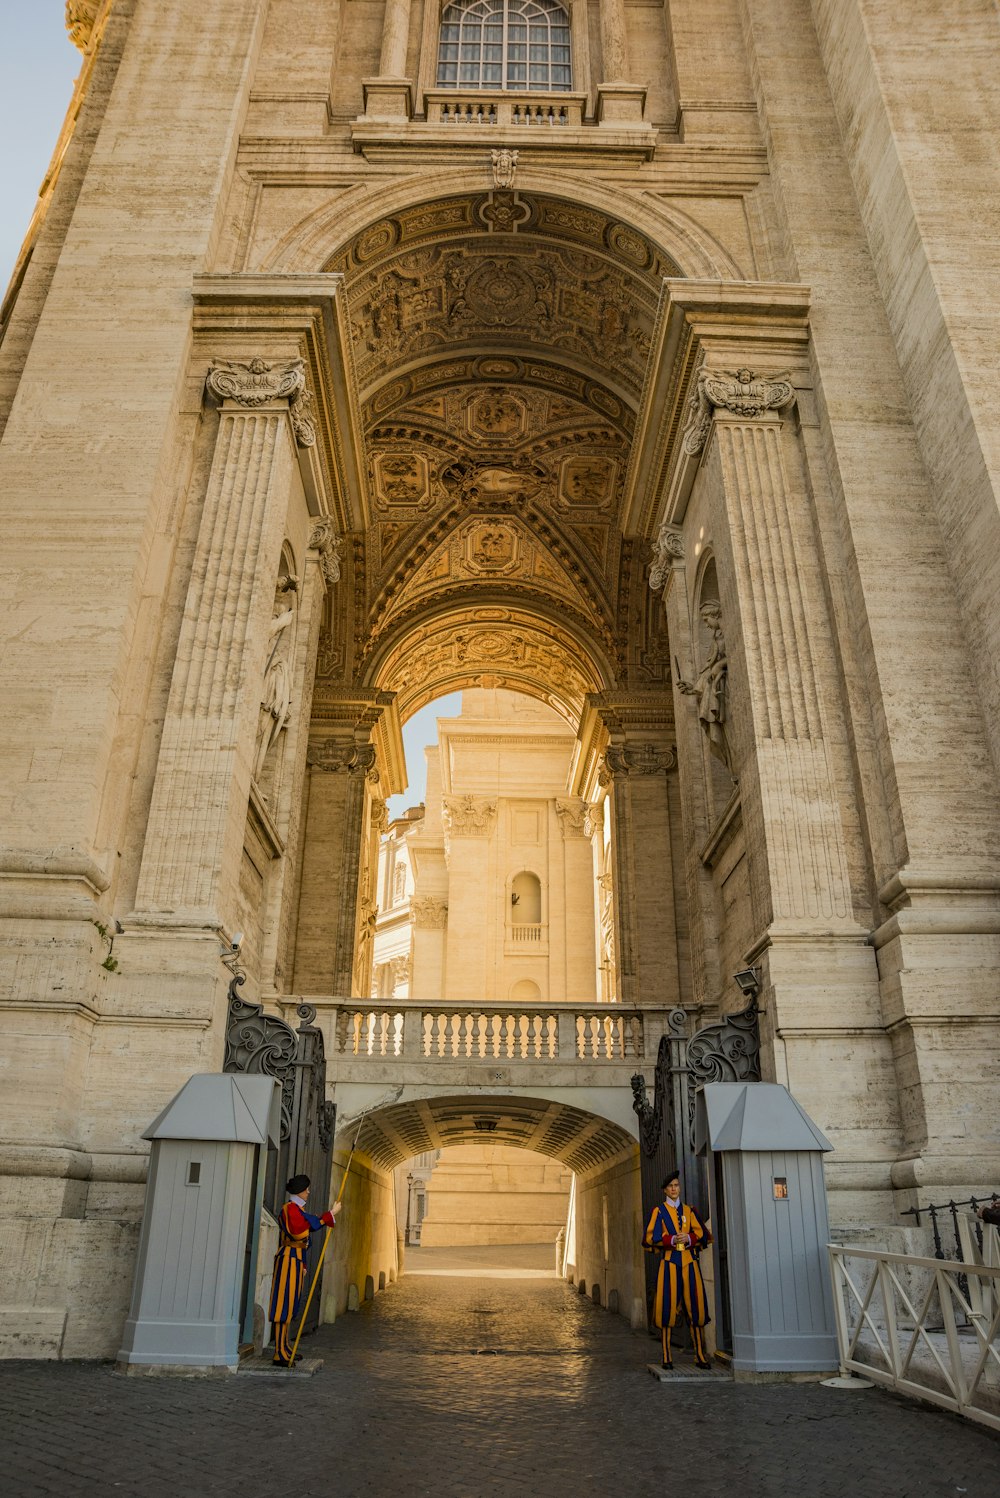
<box><xmin>510</xmin><ymin>870</ymin><xmax>542</xmax><ymax>923</ymax></box>
<box><xmin>437</xmin><ymin>0</ymin><xmax>572</xmax><ymax>92</ymax></box>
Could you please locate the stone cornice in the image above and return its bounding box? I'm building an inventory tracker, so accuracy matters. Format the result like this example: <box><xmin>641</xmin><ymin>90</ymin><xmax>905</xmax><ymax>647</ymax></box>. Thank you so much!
<box><xmin>192</xmin><ymin>273</ymin><xmax>367</xmax><ymax>534</ymax></box>
<box><xmin>620</xmin><ymin>279</ymin><xmax>810</xmax><ymax>540</ymax></box>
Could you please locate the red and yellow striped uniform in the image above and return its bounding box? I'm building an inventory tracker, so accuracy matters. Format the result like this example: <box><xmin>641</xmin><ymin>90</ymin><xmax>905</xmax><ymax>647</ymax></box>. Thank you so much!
<box><xmin>643</xmin><ymin>1199</ymin><xmax>712</xmax><ymax>1367</ymax></box>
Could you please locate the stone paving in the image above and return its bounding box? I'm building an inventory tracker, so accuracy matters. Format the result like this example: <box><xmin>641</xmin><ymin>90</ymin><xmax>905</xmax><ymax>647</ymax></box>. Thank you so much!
<box><xmin>2</xmin><ymin>1264</ymin><xmax>998</xmax><ymax>1498</ymax></box>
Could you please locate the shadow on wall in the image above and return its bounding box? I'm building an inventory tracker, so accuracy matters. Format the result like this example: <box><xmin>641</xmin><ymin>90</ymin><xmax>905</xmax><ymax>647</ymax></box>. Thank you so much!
<box><xmin>564</xmin><ymin>1153</ymin><xmax>644</xmax><ymax>1328</ymax></box>
<box><xmin>319</xmin><ymin>1150</ymin><xmax>399</xmax><ymax>1323</ymax></box>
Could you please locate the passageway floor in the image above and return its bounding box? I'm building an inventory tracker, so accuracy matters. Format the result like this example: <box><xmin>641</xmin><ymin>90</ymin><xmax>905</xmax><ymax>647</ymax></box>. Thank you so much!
<box><xmin>2</xmin><ymin>1269</ymin><xmax>997</xmax><ymax>1497</ymax></box>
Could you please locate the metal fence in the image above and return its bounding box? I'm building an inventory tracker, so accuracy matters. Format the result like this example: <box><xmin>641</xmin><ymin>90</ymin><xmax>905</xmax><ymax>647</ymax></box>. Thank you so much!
<box><xmin>900</xmin><ymin>1195</ymin><xmax>1000</xmax><ymax>1261</ymax></box>
<box><xmin>829</xmin><ymin>1243</ymin><xmax>1000</xmax><ymax>1432</ymax></box>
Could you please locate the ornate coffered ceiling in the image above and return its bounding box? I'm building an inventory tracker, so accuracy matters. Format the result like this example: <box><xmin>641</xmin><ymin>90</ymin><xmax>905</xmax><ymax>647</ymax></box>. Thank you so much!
<box><xmin>368</xmin><ymin>604</ymin><xmax>607</xmax><ymax>727</ymax></box>
<box><xmin>347</xmin><ymin>1092</ymin><xmax>635</xmax><ymax>1173</ymax></box>
<box><xmin>315</xmin><ymin>190</ymin><xmax>679</xmax><ymax>712</ymax></box>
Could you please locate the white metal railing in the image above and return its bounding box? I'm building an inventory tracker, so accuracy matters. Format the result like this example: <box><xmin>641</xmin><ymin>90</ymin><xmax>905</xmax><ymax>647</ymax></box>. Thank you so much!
<box><xmin>829</xmin><ymin>1243</ymin><xmax>1000</xmax><ymax>1431</ymax></box>
<box><xmin>332</xmin><ymin>1001</ymin><xmax>643</xmax><ymax>1063</ymax></box>
<box><xmin>425</xmin><ymin>90</ymin><xmax>584</xmax><ymax>128</ymax></box>
<box><xmin>507</xmin><ymin>922</ymin><xmax>545</xmax><ymax>947</ymax></box>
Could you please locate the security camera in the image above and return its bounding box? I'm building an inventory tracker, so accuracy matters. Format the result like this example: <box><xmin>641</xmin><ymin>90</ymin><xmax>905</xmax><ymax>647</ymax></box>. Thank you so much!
<box><xmin>231</xmin><ymin>932</ymin><xmax>244</xmax><ymax>952</ymax></box>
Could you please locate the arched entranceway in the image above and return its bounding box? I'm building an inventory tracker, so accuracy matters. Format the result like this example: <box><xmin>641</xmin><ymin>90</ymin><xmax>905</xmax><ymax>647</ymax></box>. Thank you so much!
<box><xmin>321</xmin><ymin>1089</ymin><xmax>641</xmax><ymax>1325</ymax></box>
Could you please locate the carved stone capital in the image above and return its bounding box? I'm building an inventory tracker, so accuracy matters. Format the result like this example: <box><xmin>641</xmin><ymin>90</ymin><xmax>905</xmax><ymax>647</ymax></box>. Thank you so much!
<box><xmin>598</xmin><ymin>743</ymin><xmax>677</xmax><ymax>784</ymax></box>
<box><xmin>554</xmin><ymin>798</ymin><xmax>588</xmax><ymax>839</ymax></box>
<box><xmin>370</xmin><ymin>797</ymin><xmax>390</xmax><ymax>834</ymax></box>
<box><xmin>583</xmin><ymin>802</ymin><xmax>604</xmax><ymax>839</ymax></box>
<box><xmin>411</xmin><ymin>896</ymin><xmax>449</xmax><ymax>929</ymax></box>
<box><xmin>648</xmin><ymin>524</ymin><xmax>685</xmax><ymax>592</ymax></box>
<box><xmin>443</xmin><ymin>795</ymin><xmax>497</xmax><ymax>836</ymax></box>
<box><xmin>309</xmin><ymin>516</ymin><xmax>343</xmax><ymax>587</ymax></box>
<box><xmin>307</xmin><ymin>739</ymin><xmax>379</xmax><ymax>781</ymax></box>
<box><xmin>206</xmin><ymin>357</ymin><xmax>306</xmax><ymax>411</ymax></box>
<box><xmin>289</xmin><ymin>387</ymin><xmax>317</xmax><ymax>448</ymax></box>
<box><xmin>682</xmin><ymin>366</ymin><xmax>794</xmax><ymax>456</ymax></box>
<box><xmin>66</xmin><ymin>2</ymin><xmax>98</xmax><ymax>52</ymax></box>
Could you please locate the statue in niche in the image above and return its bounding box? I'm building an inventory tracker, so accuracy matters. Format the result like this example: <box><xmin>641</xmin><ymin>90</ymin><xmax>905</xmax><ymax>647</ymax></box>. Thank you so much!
<box><xmin>676</xmin><ymin>600</ymin><xmax>735</xmax><ymax>778</ymax></box>
<box><xmin>253</xmin><ymin>575</ymin><xmax>298</xmax><ymax>787</ymax></box>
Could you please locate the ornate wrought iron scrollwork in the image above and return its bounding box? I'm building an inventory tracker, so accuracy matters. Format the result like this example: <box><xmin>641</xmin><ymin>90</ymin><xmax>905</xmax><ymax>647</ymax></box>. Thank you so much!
<box><xmin>687</xmin><ymin>994</ymin><xmax>761</xmax><ymax>1088</ymax></box>
<box><xmin>223</xmin><ymin>975</ymin><xmax>298</xmax><ymax>1141</ymax></box>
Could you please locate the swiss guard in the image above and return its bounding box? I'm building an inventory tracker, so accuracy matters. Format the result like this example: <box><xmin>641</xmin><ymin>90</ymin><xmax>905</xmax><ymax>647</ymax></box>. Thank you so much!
<box><xmin>642</xmin><ymin>1169</ymin><xmax>713</xmax><ymax>1370</ymax></box>
<box><xmin>269</xmin><ymin>1173</ymin><xmax>341</xmax><ymax>1366</ymax></box>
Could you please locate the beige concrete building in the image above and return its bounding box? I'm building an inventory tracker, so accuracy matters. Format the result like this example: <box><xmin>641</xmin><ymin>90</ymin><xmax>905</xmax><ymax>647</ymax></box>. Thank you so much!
<box><xmin>1</xmin><ymin>0</ymin><xmax>1000</xmax><ymax>1358</ymax></box>
<box><xmin>375</xmin><ymin>689</ymin><xmax>579</xmax><ymax>1243</ymax></box>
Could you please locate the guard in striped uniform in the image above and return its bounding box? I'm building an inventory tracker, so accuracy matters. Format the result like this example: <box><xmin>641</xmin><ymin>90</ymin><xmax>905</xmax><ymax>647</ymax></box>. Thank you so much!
<box><xmin>269</xmin><ymin>1173</ymin><xmax>341</xmax><ymax>1366</ymax></box>
<box><xmin>642</xmin><ymin>1170</ymin><xmax>712</xmax><ymax>1370</ymax></box>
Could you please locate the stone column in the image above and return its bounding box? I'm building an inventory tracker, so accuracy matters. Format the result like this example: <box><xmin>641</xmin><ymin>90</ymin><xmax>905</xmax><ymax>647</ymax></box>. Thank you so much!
<box><xmin>596</xmin><ymin>726</ymin><xmax>679</xmax><ymax>1007</ymax></box>
<box><xmin>380</xmin><ymin>0</ymin><xmax>412</xmax><ymax>77</ymax></box>
<box><xmin>555</xmin><ymin>799</ymin><xmax>598</xmax><ymax>1000</ymax></box>
<box><xmin>359</xmin><ymin>0</ymin><xmax>413</xmax><ymax>121</ymax></box>
<box><xmin>133</xmin><ymin>358</ymin><xmax>306</xmax><ymax>927</ymax></box>
<box><xmin>599</xmin><ymin>0</ymin><xmax>629</xmax><ymax>81</ymax></box>
<box><xmin>294</xmin><ymin>735</ymin><xmax>380</xmax><ymax>995</ymax></box>
<box><xmin>442</xmin><ymin>796</ymin><xmax>497</xmax><ymax>1001</ymax></box>
<box><xmin>690</xmin><ymin>365</ymin><xmax>896</xmax><ymax>1211</ymax></box>
<box><xmin>650</xmin><ymin>524</ymin><xmax>723</xmax><ymax>1012</ymax></box>
<box><xmin>596</xmin><ymin>0</ymin><xmax>647</xmax><ymax>124</ymax></box>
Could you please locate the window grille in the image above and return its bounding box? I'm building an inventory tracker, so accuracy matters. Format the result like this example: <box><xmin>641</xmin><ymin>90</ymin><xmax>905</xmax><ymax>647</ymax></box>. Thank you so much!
<box><xmin>437</xmin><ymin>0</ymin><xmax>572</xmax><ymax>92</ymax></box>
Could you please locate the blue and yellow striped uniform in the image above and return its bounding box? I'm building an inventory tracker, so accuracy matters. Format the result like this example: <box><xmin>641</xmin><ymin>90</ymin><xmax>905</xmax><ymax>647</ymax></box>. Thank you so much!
<box><xmin>643</xmin><ymin>1199</ymin><xmax>711</xmax><ymax>1330</ymax></box>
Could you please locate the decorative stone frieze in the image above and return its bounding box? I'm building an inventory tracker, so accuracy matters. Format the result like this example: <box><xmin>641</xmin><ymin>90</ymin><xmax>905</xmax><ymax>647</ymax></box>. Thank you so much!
<box><xmin>443</xmin><ymin>795</ymin><xmax>497</xmax><ymax>836</ymax></box>
<box><xmin>682</xmin><ymin>366</ymin><xmax>794</xmax><ymax>456</ymax></box>
<box><xmin>554</xmin><ymin>798</ymin><xmax>588</xmax><ymax>838</ymax></box>
<box><xmin>309</xmin><ymin>516</ymin><xmax>342</xmax><ymax>587</ymax></box>
<box><xmin>307</xmin><ymin>740</ymin><xmax>379</xmax><ymax>780</ymax></box>
<box><xmin>66</xmin><ymin>1</ymin><xmax>98</xmax><ymax>51</ymax></box>
<box><xmin>206</xmin><ymin>356</ymin><xmax>305</xmax><ymax>408</ymax></box>
<box><xmin>598</xmin><ymin>743</ymin><xmax>676</xmax><ymax>784</ymax></box>
<box><xmin>410</xmin><ymin>897</ymin><xmax>448</xmax><ymax>929</ymax></box>
<box><xmin>648</xmin><ymin>524</ymin><xmax>684</xmax><ymax>592</ymax></box>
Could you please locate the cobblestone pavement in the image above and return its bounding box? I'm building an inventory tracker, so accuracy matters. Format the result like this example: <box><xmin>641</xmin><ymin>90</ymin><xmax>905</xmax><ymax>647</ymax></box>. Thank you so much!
<box><xmin>2</xmin><ymin>1269</ymin><xmax>998</xmax><ymax>1498</ymax></box>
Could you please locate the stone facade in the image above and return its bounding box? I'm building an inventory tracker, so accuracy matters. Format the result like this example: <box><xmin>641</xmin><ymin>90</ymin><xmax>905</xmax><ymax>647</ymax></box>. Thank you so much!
<box><xmin>0</xmin><ymin>0</ymin><xmax>999</xmax><ymax>1356</ymax></box>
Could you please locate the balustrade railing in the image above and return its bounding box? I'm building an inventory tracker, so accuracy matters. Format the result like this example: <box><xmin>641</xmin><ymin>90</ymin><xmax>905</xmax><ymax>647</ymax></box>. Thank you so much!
<box><xmin>507</xmin><ymin>922</ymin><xmax>544</xmax><ymax>947</ymax></box>
<box><xmin>425</xmin><ymin>91</ymin><xmax>584</xmax><ymax>128</ymax></box>
<box><xmin>328</xmin><ymin>1001</ymin><xmax>644</xmax><ymax>1063</ymax></box>
<box><xmin>829</xmin><ymin>1243</ymin><xmax>1000</xmax><ymax>1432</ymax></box>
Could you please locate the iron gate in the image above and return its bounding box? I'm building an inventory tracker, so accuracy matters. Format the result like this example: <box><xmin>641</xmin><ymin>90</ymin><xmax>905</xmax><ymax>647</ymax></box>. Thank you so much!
<box><xmin>224</xmin><ymin>979</ymin><xmax>336</xmax><ymax>1339</ymax></box>
<box><xmin>631</xmin><ymin>995</ymin><xmax>760</xmax><ymax>1342</ymax></box>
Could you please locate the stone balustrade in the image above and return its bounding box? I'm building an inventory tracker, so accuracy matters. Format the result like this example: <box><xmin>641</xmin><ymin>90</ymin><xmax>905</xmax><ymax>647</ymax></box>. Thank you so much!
<box><xmin>317</xmin><ymin>1000</ymin><xmax>645</xmax><ymax>1064</ymax></box>
<box><xmin>425</xmin><ymin>91</ymin><xmax>584</xmax><ymax>128</ymax></box>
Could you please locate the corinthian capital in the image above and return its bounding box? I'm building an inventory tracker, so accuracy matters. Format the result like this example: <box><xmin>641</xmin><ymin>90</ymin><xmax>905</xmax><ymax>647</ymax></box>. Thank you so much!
<box><xmin>682</xmin><ymin>366</ymin><xmax>794</xmax><ymax>456</ymax></box>
<box><xmin>307</xmin><ymin>739</ymin><xmax>379</xmax><ymax>780</ymax></box>
<box><xmin>598</xmin><ymin>743</ymin><xmax>677</xmax><ymax>784</ymax></box>
<box><xmin>411</xmin><ymin>897</ymin><xmax>449</xmax><ymax>929</ymax></box>
<box><xmin>443</xmin><ymin>795</ymin><xmax>497</xmax><ymax>836</ymax></box>
<box><xmin>206</xmin><ymin>357</ymin><xmax>306</xmax><ymax>410</ymax></box>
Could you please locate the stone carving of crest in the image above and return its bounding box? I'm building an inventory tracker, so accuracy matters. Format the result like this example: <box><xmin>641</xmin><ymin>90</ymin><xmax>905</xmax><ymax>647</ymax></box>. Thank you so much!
<box><xmin>206</xmin><ymin>357</ymin><xmax>305</xmax><ymax>409</ymax></box>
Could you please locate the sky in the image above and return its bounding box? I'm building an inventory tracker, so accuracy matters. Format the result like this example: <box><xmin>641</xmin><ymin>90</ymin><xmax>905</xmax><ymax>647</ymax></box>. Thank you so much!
<box><xmin>0</xmin><ymin>6</ymin><xmax>80</xmax><ymax>291</ymax></box>
<box><xmin>389</xmin><ymin>693</ymin><xmax>463</xmax><ymax>820</ymax></box>
<box><xmin>0</xmin><ymin>9</ymin><xmax>459</xmax><ymax>814</ymax></box>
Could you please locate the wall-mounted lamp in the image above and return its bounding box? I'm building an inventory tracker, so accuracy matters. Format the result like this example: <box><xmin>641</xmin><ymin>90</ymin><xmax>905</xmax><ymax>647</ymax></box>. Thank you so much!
<box><xmin>733</xmin><ymin>965</ymin><xmax>761</xmax><ymax>1000</ymax></box>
